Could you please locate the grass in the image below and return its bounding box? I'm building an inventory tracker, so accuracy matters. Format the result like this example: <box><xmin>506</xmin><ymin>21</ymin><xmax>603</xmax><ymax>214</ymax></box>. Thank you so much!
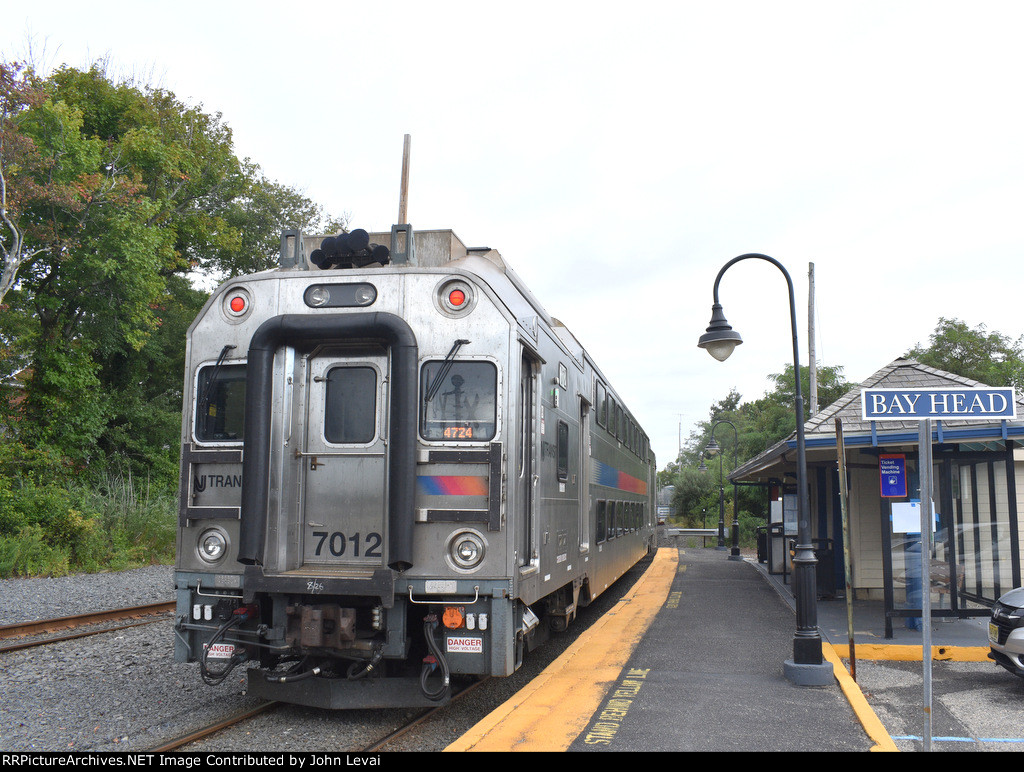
<box><xmin>0</xmin><ymin>472</ymin><xmax>177</xmax><ymax>578</ymax></box>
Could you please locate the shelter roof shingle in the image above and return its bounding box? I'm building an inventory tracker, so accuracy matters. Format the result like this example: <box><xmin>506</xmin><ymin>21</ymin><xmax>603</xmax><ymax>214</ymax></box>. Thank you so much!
<box><xmin>729</xmin><ymin>357</ymin><xmax>1024</xmax><ymax>482</ymax></box>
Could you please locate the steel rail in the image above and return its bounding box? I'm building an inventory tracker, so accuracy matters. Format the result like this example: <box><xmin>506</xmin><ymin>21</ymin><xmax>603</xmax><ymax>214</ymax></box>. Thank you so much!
<box><xmin>363</xmin><ymin>677</ymin><xmax>491</xmax><ymax>752</ymax></box>
<box><xmin>0</xmin><ymin>601</ymin><xmax>175</xmax><ymax>641</ymax></box>
<box><xmin>147</xmin><ymin>677</ymin><xmax>489</xmax><ymax>753</ymax></box>
<box><xmin>148</xmin><ymin>702</ymin><xmax>281</xmax><ymax>752</ymax></box>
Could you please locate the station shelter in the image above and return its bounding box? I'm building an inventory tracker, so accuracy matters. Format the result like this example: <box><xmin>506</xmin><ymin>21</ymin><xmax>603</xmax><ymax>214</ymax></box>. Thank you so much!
<box><xmin>730</xmin><ymin>358</ymin><xmax>1024</xmax><ymax>637</ymax></box>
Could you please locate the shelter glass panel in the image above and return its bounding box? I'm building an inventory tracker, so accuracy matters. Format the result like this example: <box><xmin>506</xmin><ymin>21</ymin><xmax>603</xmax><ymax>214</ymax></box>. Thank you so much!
<box><xmin>954</xmin><ymin>460</ymin><xmax>1015</xmax><ymax>602</ymax></box>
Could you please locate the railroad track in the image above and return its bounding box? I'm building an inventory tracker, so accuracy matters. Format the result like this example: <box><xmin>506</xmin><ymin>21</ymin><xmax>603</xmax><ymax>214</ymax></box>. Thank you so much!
<box><xmin>0</xmin><ymin>601</ymin><xmax>176</xmax><ymax>652</ymax></box>
<box><xmin>364</xmin><ymin>678</ymin><xmax>490</xmax><ymax>752</ymax></box>
<box><xmin>2</xmin><ymin>602</ymin><xmax>488</xmax><ymax>751</ymax></box>
<box><xmin>149</xmin><ymin>701</ymin><xmax>282</xmax><ymax>752</ymax></box>
<box><xmin>150</xmin><ymin>677</ymin><xmax>490</xmax><ymax>752</ymax></box>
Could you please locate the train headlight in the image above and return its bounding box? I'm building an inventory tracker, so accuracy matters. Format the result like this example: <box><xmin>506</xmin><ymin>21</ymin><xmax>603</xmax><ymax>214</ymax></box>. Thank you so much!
<box><xmin>447</xmin><ymin>529</ymin><xmax>486</xmax><ymax>572</ymax></box>
<box><xmin>354</xmin><ymin>284</ymin><xmax>376</xmax><ymax>305</ymax></box>
<box><xmin>307</xmin><ymin>286</ymin><xmax>330</xmax><ymax>306</ymax></box>
<box><xmin>197</xmin><ymin>528</ymin><xmax>228</xmax><ymax>563</ymax></box>
<box><xmin>303</xmin><ymin>283</ymin><xmax>378</xmax><ymax>308</ymax></box>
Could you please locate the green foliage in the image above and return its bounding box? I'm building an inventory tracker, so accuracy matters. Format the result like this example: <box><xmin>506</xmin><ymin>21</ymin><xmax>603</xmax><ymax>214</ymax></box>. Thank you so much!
<box><xmin>666</xmin><ymin>363</ymin><xmax>852</xmax><ymax>528</ymax></box>
<box><xmin>735</xmin><ymin>509</ymin><xmax>765</xmax><ymax>548</ymax></box>
<box><xmin>0</xmin><ymin>59</ymin><xmax>342</xmax><ymax>497</ymax></box>
<box><xmin>0</xmin><ymin>525</ymin><xmax>70</xmax><ymax>577</ymax></box>
<box><xmin>0</xmin><ymin>58</ymin><xmax>348</xmax><ymax>576</ymax></box>
<box><xmin>0</xmin><ymin>456</ymin><xmax>177</xmax><ymax>577</ymax></box>
<box><xmin>670</xmin><ymin>466</ymin><xmax>719</xmax><ymax>526</ymax></box>
<box><xmin>18</xmin><ymin>344</ymin><xmax>111</xmax><ymax>461</ymax></box>
<box><xmin>907</xmin><ymin>317</ymin><xmax>1024</xmax><ymax>391</ymax></box>
<box><xmin>0</xmin><ymin>477</ymin><xmax>104</xmax><ymax>571</ymax></box>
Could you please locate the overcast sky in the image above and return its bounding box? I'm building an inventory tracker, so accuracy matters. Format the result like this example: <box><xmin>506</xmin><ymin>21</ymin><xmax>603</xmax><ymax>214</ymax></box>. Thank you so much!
<box><xmin>5</xmin><ymin>1</ymin><xmax>1024</xmax><ymax>468</ymax></box>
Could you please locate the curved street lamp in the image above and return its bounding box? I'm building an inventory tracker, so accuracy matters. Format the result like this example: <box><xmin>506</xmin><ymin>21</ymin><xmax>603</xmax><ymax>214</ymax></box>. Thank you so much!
<box><xmin>697</xmin><ymin>447</ymin><xmax>726</xmax><ymax>548</ymax></box>
<box><xmin>706</xmin><ymin>420</ymin><xmax>741</xmax><ymax>559</ymax></box>
<box><xmin>697</xmin><ymin>253</ymin><xmax>831</xmax><ymax>686</ymax></box>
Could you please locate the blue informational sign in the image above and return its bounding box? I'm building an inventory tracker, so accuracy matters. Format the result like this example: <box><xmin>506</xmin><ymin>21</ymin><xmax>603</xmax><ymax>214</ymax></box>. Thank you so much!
<box><xmin>879</xmin><ymin>453</ymin><xmax>907</xmax><ymax>498</ymax></box>
<box><xmin>862</xmin><ymin>387</ymin><xmax>1016</xmax><ymax>421</ymax></box>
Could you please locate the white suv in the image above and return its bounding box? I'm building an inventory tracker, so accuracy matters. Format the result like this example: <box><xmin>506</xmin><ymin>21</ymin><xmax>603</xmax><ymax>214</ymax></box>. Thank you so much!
<box><xmin>989</xmin><ymin>587</ymin><xmax>1024</xmax><ymax>678</ymax></box>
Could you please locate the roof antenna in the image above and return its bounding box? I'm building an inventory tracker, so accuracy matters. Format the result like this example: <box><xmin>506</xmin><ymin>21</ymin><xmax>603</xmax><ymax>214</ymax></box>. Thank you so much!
<box><xmin>391</xmin><ymin>135</ymin><xmax>415</xmax><ymax>264</ymax></box>
<box><xmin>398</xmin><ymin>134</ymin><xmax>411</xmax><ymax>224</ymax></box>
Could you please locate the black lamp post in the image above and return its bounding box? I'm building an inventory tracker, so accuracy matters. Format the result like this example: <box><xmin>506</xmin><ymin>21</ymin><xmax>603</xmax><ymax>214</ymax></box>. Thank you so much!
<box><xmin>697</xmin><ymin>253</ymin><xmax>831</xmax><ymax>686</ymax></box>
<box><xmin>706</xmin><ymin>421</ymin><xmax>741</xmax><ymax>559</ymax></box>
<box><xmin>697</xmin><ymin>450</ymin><xmax>726</xmax><ymax>548</ymax></box>
<box><xmin>703</xmin><ymin>436</ymin><xmax>727</xmax><ymax>550</ymax></box>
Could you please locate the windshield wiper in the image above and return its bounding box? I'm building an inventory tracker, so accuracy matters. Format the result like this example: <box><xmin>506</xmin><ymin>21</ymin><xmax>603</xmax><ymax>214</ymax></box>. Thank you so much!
<box><xmin>197</xmin><ymin>344</ymin><xmax>237</xmax><ymax>417</ymax></box>
<box><xmin>425</xmin><ymin>339</ymin><xmax>470</xmax><ymax>402</ymax></box>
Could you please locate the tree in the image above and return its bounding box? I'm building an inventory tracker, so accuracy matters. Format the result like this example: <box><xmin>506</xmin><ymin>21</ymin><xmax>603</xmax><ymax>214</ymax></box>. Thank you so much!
<box><xmin>667</xmin><ymin>362</ymin><xmax>852</xmax><ymax>526</ymax></box>
<box><xmin>0</xmin><ymin>60</ymin><xmax>342</xmax><ymax>477</ymax></box>
<box><xmin>762</xmin><ymin>362</ymin><xmax>850</xmax><ymax>418</ymax></box>
<box><xmin>0</xmin><ymin>62</ymin><xmax>49</xmax><ymax>307</ymax></box>
<box><xmin>907</xmin><ymin>317</ymin><xmax>1024</xmax><ymax>392</ymax></box>
<box><xmin>214</xmin><ymin>164</ymin><xmax>347</xmax><ymax>280</ymax></box>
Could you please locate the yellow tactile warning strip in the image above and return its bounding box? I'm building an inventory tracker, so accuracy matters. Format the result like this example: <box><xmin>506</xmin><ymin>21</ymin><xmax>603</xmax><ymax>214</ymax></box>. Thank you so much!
<box><xmin>447</xmin><ymin>547</ymin><xmax>981</xmax><ymax>753</ymax></box>
<box><xmin>445</xmin><ymin>547</ymin><xmax>678</xmax><ymax>752</ymax></box>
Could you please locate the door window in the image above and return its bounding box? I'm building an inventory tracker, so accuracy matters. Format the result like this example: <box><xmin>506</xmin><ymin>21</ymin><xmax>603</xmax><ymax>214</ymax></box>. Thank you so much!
<box><xmin>324</xmin><ymin>366</ymin><xmax>377</xmax><ymax>444</ymax></box>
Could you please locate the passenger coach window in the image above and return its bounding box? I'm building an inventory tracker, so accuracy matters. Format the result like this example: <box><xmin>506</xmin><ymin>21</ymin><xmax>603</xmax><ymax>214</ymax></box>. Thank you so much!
<box><xmin>324</xmin><ymin>366</ymin><xmax>377</xmax><ymax>444</ymax></box>
<box><xmin>195</xmin><ymin>364</ymin><xmax>246</xmax><ymax>442</ymax></box>
<box><xmin>557</xmin><ymin>421</ymin><xmax>569</xmax><ymax>480</ymax></box>
<box><xmin>420</xmin><ymin>360</ymin><xmax>497</xmax><ymax>442</ymax></box>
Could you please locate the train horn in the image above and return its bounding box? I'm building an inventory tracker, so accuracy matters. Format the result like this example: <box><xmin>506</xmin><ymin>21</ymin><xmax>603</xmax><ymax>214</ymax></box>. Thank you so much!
<box><xmin>316</xmin><ymin>229</ymin><xmax>391</xmax><ymax>270</ymax></box>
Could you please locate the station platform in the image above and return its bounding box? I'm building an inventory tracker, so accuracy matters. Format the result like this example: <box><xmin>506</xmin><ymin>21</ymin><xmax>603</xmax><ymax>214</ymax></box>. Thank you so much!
<box><xmin>446</xmin><ymin>546</ymin><xmax>994</xmax><ymax>753</ymax></box>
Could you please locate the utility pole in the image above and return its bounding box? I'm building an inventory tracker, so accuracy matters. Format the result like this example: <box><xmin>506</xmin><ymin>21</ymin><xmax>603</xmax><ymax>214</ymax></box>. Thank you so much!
<box><xmin>808</xmin><ymin>262</ymin><xmax>818</xmax><ymax>417</ymax></box>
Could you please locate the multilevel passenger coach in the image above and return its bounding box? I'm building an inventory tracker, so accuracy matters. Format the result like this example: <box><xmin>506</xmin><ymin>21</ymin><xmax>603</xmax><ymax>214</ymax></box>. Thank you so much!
<box><xmin>174</xmin><ymin>223</ymin><xmax>656</xmax><ymax>708</ymax></box>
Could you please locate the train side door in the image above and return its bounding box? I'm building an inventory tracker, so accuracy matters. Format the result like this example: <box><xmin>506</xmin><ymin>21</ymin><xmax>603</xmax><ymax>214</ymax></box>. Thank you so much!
<box><xmin>579</xmin><ymin>396</ymin><xmax>591</xmax><ymax>552</ymax></box>
<box><xmin>518</xmin><ymin>350</ymin><xmax>539</xmax><ymax>568</ymax></box>
<box><xmin>300</xmin><ymin>348</ymin><xmax>389</xmax><ymax>570</ymax></box>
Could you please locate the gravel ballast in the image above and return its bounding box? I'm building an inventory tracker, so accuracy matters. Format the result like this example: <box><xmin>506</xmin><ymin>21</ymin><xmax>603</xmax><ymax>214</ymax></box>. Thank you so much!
<box><xmin>0</xmin><ymin>565</ymin><xmax>264</xmax><ymax>752</ymax></box>
<box><xmin>0</xmin><ymin>565</ymin><xmax>176</xmax><ymax>625</ymax></box>
<box><xmin>0</xmin><ymin>550</ymin><xmax>661</xmax><ymax>752</ymax></box>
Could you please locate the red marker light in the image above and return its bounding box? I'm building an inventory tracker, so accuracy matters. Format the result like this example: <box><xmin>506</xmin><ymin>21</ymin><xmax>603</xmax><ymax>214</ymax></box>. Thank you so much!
<box><xmin>448</xmin><ymin>289</ymin><xmax>466</xmax><ymax>307</ymax></box>
<box><xmin>229</xmin><ymin>296</ymin><xmax>246</xmax><ymax>313</ymax></box>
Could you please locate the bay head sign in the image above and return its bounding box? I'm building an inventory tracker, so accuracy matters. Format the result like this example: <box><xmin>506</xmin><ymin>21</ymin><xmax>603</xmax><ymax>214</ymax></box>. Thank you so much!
<box><xmin>862</xmin><ymin>387</ymin><xmax>1017</xmax><ymax>421</ymax></box>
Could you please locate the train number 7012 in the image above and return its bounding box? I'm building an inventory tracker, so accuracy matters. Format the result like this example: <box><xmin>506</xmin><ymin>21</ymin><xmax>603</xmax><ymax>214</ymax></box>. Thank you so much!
<box><xmin>311</xmin><ymin>531</ymin><xmax>383</xmax><ymax>558</ymax></box>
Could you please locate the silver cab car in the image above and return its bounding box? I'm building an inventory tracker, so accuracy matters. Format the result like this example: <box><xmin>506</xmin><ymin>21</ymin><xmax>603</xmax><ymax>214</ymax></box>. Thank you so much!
<box><xmin>989</xmin><ymin>587</ymin><xmax>1024</xmax><ymax>678</ymax></box>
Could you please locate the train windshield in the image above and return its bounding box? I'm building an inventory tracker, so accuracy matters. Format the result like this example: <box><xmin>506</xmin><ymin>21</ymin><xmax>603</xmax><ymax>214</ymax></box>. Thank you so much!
<box><xmin>195</xmin><ymin>363</ymin><xmax>246</xmax><ymax>443</ymax></box>
<box><xmin>420</xmin><ymin>360</ymin><xmax>497</xmax><ymax>442</ymax></box>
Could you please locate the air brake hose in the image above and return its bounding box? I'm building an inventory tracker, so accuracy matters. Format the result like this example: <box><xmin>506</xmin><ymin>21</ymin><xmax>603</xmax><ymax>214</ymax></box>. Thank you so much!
<box><xmin>348</xmin><ymin>647</ymin><xmax>384</xmax><ymax>680</ymax></box>
<box><xmin>265</xmin><ymin>666</ymin><xmax>323</xmax><ymax>683</ymax></box>
<box><xmin>199</xmin><ymin>605</ymin><xmax>256</xmax><ymax>686</ymax></box>
<box><xmin>420</xmin><ymin>615</ymin><xmax>451</xmax><ymax>702</ymax></box>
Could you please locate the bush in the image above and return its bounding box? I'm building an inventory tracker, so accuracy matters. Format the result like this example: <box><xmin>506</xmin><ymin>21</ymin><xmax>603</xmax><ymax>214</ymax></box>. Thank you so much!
<box><xmin>737</xmin><ymin>510</ymin><xmax>767</xmax><ymax>548</ymax></box>
<box><xmin>81</xmin><ymin>473</ymin><xmax>177</xmax><ymax>569</ymax></box>
<box><xmin>0</xmin><ymin>469</ymin><xmax>177</xmax><ymax>578</ymax></box>
<box><xmin>0</xmin><ymin>525</ymin><xmax>71</xmax><ymax>577</ymax></box>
